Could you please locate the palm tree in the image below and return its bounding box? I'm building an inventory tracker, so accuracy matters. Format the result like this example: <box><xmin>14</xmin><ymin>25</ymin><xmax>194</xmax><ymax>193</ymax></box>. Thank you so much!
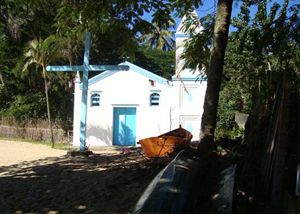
<box><xmin>22</xmin><ymin>35</ymin><xmax>71</xmax><ymax>148</ymax></box>
<box><xmin>139</xmin><ymin>20</ymin><xmax>175</xmax><ymax>51</ymax></box>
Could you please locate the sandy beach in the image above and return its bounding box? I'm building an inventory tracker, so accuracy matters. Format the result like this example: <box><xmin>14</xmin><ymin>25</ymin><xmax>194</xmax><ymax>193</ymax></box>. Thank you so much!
<box><xmin>0</xmin><ymin>140</ymin><xmax>159</xmax><ymax>213</ymax></box>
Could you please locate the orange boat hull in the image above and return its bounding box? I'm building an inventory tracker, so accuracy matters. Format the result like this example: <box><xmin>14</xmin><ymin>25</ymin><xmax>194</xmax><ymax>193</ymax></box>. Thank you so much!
<box><xmin>138</xmin><ymin>127</ymin><xmax>192</xmax><ymax>158</ymax></box>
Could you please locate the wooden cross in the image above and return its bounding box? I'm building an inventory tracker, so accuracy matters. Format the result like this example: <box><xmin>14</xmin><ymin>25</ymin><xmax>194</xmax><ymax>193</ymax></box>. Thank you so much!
<box><xmin>46</xmin><ymin>32</ymin><xmax>129</xmax><ymax>151</ymax></box>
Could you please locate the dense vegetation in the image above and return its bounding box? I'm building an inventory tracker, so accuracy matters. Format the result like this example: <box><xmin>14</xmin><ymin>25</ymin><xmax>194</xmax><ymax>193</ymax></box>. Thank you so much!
<box><xmin>0</xmin><ymin>0</ymin><xmax>298</xmax><ymax>137</ymax></box>
<box><xmin>0</xmin><ymin>0</ymin><xmax>176</xmax><ymax>124</ymax></box>
<box><xmin>0</xmin><ymin>0</ymin><xmax>299</xmax><ymax>212</ymax></box>
<box><xmin>182</xmin><ymin>0</ymin><xmax>299</xmax><ymax>139</ymax></box>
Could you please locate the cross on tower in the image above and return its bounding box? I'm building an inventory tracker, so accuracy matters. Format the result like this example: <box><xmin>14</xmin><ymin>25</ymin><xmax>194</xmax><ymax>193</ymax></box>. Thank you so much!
<box><xmin>46</xmin><ymin>32</ymin><xmax>129</xmax><ymax>151</ymax></box>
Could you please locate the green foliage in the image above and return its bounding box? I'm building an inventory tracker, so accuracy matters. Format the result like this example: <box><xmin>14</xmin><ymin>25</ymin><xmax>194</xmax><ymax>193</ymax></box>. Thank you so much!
<box><xmin>0</xmin><ymin>0</ymin><xmax>72</xmax><ymax>124</ymax></box>
<box><xmin>1</xmin><ymin>92</ymin><xmax>46</xmax><ymax>119</ymax></box>
<box><xmin>139</xmin><ymin>20</ymin><xmax>175</xmax><ymax>51</ymax></box>
<box><xmin>181</xmin><ymin>13</ymin><xmax>214</xmax><ymax>71</ymax></box>
<box><xmin>134</xmin><ymin>48</ymin><xmax>175</xmax><ymax>79</ymax></box>
<box><xmin>0</xmin><ymin>85</ymin><xmax>10</xmax><ymax>112</ymax></box>
<box><xmin>0</xmin><ymin>0</ymin><xmax>206</xmax><ymax>124</ymax></box>
<box><xmin>0</xmin><ymin>0</ymin><xmax>298</xmax><ymax>144</ymax></box>
<box><xmin>54</xmin><ymin>0</ymin><xmax>168</xmax><ymax>59</ymax></box>
<box><xmin>216</xmin><ymin>77</ymin><xmax>250</xmax><ymax>139</ymax></box>
<box><xmin>216</xmin><ymin>126</ymin><xmax>244</xmax><ymax>140</ymax></box>
<box><xmin>215</xmin><ymin>0</ymin><xmax>300</xmax><ymax>139</ymax></box>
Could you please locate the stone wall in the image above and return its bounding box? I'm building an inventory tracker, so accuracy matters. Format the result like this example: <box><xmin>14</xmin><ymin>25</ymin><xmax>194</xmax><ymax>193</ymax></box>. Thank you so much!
<box><xmin>0</xmin><ymin>117</ymin><xmax>72</xmax><ymax>143</ymax></box>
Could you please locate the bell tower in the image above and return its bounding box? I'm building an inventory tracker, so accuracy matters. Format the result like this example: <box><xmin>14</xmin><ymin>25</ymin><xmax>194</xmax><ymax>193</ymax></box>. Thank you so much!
<box><xmin>175</xmin><ymin>10</ymin><xmax>202</xmax><ymax>75</ymax></box>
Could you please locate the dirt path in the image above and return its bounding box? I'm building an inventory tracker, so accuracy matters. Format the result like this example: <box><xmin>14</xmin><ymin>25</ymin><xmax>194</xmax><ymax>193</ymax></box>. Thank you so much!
<box><xmin>0</xmin><ymin>140</ymin><xmax>66</xmax><ymax>166</ymax></box>
<box><xmin>0</xmin><ymin>140</ymin><xmax>159</xmax><ymax>213</ymax></box>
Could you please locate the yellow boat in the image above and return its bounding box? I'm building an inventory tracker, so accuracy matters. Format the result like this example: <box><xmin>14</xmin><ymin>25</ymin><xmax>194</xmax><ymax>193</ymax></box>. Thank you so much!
<box><xmin>138</xmin><ymin>126</ymin><xmax>193</xmax><ymax>158</ymax></box>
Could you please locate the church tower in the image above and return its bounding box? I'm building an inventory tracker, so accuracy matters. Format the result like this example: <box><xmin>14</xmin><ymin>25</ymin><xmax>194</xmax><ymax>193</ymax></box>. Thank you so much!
<box><xmin>175</xmin><ymin>10</ymin><xmax>202</xmax><ymax>75</ymax></box>
<box><xmin>172</xmin><ymin>11</ymin><xmax>206</xmax><ymax>142</ymax></box>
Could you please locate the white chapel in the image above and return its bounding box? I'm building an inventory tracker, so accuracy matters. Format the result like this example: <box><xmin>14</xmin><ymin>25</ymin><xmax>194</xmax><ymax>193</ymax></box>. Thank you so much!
<box><xmin>72</xmin><ymin>11</ymin><xmax>207</xmax><ymax>147</ymax></box>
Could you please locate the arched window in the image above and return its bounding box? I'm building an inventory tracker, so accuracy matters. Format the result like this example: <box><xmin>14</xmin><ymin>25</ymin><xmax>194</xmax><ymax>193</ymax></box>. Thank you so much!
<box><xmin>91</xmin><ymin>94</ymin><xmax>100</xmax><ymax>107</ymax></box>
<box><xmin>150</xmin><ymin>93</ymin><xmax>160</xmax><ymax>106</ymax></box>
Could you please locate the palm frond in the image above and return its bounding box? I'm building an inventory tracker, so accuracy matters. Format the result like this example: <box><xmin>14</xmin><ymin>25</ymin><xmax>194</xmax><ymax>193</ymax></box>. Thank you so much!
<box><xmin>22</xmin><ymin>58</ymin><xmax>37</xmax><ymax>73</ymax></box>
<box><xmin>139</xmin><ymin>21</ymin><xmax>175</xmax><ymax>51</ymax></box>
<box><xmin>41</xmin><ymin>35</ymin><xmax>56</xmax><ymax>52</ymax></box>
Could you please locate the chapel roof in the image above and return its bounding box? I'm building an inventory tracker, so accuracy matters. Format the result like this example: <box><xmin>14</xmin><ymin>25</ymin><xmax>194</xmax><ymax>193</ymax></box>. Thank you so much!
<box><xmin>80</xmin><ymin>61</ymin><xmax>173</xmax><ymax>89</ymax></box>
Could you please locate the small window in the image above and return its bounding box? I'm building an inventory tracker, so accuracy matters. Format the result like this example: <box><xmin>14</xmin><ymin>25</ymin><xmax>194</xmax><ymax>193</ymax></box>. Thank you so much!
<box><xmin>150</xmin><ymin>93</ymin><xmax>160</xmax><ymax>106</ymax></box>
<box><xmin>91</xmin><ymin>94</ymin><xmax>100</xmax><ymax>107</ymax></box>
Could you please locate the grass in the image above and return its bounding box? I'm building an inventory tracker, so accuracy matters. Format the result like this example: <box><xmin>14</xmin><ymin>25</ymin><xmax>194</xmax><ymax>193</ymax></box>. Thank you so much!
<box><xmin>0</xmin><ymin>137</ymin><xmax>72</xmax><ymax>150</ymax></box>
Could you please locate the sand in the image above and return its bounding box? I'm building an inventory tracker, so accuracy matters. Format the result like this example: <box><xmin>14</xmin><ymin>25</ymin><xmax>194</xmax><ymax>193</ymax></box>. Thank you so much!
<box><xmin>0</xmin><ymin>140</ymin><xmax>159</xmax><ymax>213</ymax></box>
<box><xmin>0</xmin><ymin>140</ymin><xmax>66</xmax><ymax>166</ymax></box>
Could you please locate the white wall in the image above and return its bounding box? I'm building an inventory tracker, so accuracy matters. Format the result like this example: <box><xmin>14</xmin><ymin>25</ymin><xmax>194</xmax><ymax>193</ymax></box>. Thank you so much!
<box><xmin>73</xmin><ymin>69</ymin><xmax>176</xmax><ymax>147</ymax></box>
<box><xmin>72</xmin><ymin>79</ymin><xmax>82</xmax><ymax>146</ymax></box>
<box><xmin>72</xmin><ymin>10</ymin><xmax>208</xmax><ymax>147</ymax></box>
<box><xmin>172</xmin><ymin>80</ymin><xmax>207</xmax><ymax>141</ymax></box>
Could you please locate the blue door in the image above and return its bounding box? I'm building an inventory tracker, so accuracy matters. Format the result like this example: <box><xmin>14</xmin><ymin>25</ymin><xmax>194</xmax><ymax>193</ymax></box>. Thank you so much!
<box><xmin>113</xmin><ymin>107</ymin><xmax>136</xmax><ymax>146</ymax></box>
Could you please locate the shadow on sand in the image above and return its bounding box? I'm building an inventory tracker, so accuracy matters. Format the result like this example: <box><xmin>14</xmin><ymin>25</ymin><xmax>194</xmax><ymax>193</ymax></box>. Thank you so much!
<box><xmin>0</xmin><ymin>152</ymin><xmax>160</xmax><ymax>213</ymax></box>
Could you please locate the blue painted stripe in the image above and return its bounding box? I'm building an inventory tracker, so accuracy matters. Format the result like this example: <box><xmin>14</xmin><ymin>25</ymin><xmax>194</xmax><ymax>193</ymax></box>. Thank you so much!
<box><xmin>83</xmin><ymin>32</ymin><xmax>91</xmax><ymax>66</ymax></box>
<box><xmin>120</xmin><ymin>62</ymin><xmax>173</xmax><ymax>88</ymax></box>
<box><xmin>79</xmin><ymin>71</ymin><xmax>116</xmax><ymax>89</ymax></box>
<box><xmin>187</xmin><ymin>123</ymin><xmax>193</xmax><ymax>132</ymax></box>
<box><xmin>89</xmin><ymin>71</ymin><xmax>116</xmax><ymax>86</ymax></box>
<box><xmin>187</xmin><ymin>93</ymin><xmax>193</xmax><ymax>102</ymax></box>
<box><xmin>172</xmin><ymin>77</ymin><xmax>207</xmax><ymax>81</ymax></box>
<box><xmin>87</xmin><ymin>65</ymin><xmax>129</xmax><ymax>71</ymax></box>
<box><xmin>112</xmin><ymin>104</ymin><xmax>139</xmax><ymax>107</ymax></box>
<box><xmin>175</xmin><ymin>33</ymin><xmax>191</xmax><ymax>38</ymax></box>
<box><xmin>47</xmin><ymin>65</ymin><xmax>129</xmax><ymax>72</ymax></box>
<box><xmin>80</xmin><ymin>61</ymin><xmax>173</xmax><ymax>89</ymax></box>
<box><xmin>46</xmin><ymin>65</ymin><xmax>84</xmax><ymax>71</ymax></box>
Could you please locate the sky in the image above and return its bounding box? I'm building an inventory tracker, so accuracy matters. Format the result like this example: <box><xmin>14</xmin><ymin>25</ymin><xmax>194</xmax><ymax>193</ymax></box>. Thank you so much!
<box><xmin>143</xmin><ymin>0</ymin><xmax>299</xmax><ymax>32</ymax></box>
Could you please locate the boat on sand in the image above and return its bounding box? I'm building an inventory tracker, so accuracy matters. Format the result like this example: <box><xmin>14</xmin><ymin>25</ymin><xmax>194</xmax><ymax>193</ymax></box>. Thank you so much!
<box><xmin>138</xmin><ymin>126</ymin><xmax>193</xmax><ymax>158</ymax></box>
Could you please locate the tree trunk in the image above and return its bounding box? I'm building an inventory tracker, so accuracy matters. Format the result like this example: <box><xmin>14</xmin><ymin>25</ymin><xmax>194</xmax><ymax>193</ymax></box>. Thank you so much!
<box><xmin>43</xmin><ymin>66</ymin><xmax>54</xmax><ymax>147</ymax></box>
<box><xmin>0</xmin><ymin>68</ymin><xmax>9</xmax><ymax>96</ymax></box>
<box><xmin>199</xmin><ymin>0</ymin><xmax>233</xmax><ymax>147</ymax></box>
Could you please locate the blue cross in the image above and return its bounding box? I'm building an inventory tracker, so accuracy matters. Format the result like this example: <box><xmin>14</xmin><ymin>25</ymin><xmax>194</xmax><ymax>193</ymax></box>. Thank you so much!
<box><xmin>46</xmin><ymin>32</ymin><xmax>129</xmax><ymax>151</ymax></box>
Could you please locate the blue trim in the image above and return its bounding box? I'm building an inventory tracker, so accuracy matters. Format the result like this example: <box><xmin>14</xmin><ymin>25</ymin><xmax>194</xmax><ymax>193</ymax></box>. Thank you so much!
<box><xmin>46</xmin><ymin>65</ymin><xmax>84</xmax><ymax>72</ymax></box>
<box><xmin>188</xmin><ymin>93</ymin><xmax>193</xmax><ymax>102</ymax></box>
<box><xmin>187</xmin><ymin>123</ymin><xmax>193</xmax><ymax>132</ymax></box>
<box><xmin>47</xmin><ymin>65</ymin><xmax>129</xmax><ymax>72</ymax></box>
<box><xmin>112</xmin><ymin>104</ymin><xmax>139</xmax><ymax>107</ymax></box>
<box><xmin>90</xmin><ymin>90</ymin><xmax>102</xmax><ymax>93</ymax></box>
<box><xmin>81</xmin><ymin>61</ymin><xmax>173</xmax><ymax>89</ymax></box>
<box><xmin>175</xmin><ymin>33</ymin><xmax>191</xmax><ymax>38</ymax></box>
<box><xmin>150</xmin><ymin>89</ymin><xmax>162</xmax><ymax>92</ymax></box>
<box><xmin>172</xmin><ymin>77</ymin><xmax>207</xmax><ymax>81</ymax></box>
<box><xmin>83</xmin><ymin>32</ymin><xmax>91</xmax><ymax>67</ymax></box>
<box><xmin>46</xmin><ymin>32</ymin><xmax>129</xmax><ymax>151</ymax></box>
<box><xmin>120</xmin><ymin>62</ymin><xmax>173</xmax><ymax>88</ymax></box>
<box><xmin>80</xmin><ymin>71</ymin><xmax>117</xmax><ymax>89</ymax></box>
<box><xmin>78</xmin><ymin>32</ymin><xmax>91</xmax><ymax>151</ymax></box>
<box><xmin>89</xmin><ymin>71</ymin><xmax>116</xmax><ymax>85</ymax></box>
